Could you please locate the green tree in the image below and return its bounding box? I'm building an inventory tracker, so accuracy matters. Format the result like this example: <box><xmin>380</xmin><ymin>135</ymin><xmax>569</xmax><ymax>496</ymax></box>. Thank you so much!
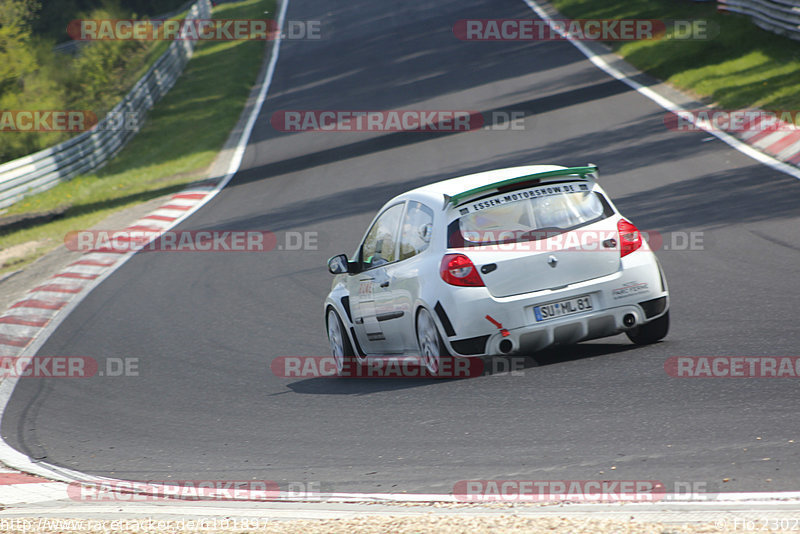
<box><xmin>32</xmin><ymin>0</ymin><xmax>189</xmax><ymax>41</ymax></box>
<box><xmin>0</xmin><ymin>0</ymin><xmax>41</xmax><ymax>94</ymax></box>
<box><xmin>63</xmin><ymin>3</ymin><xmax>147</xmax><ymax>113</ymax></box>
<box><xmin>0</xmin><ymin>0</ymin><xmax>70</xmax><ymax>162</ymax></box>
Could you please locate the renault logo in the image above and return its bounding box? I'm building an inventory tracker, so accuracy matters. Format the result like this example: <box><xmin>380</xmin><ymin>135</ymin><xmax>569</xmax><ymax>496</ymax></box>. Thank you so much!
<box><xmin>547</xmin><ymin>255</ymin><xmax>558</xmax><ymax>268</ymax></box>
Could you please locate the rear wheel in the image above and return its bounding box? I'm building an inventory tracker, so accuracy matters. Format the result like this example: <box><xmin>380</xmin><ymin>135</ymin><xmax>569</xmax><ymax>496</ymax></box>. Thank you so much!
<box><xmin>626</xmin><ymin>311</ymin><xmax>669</xmax><ymax>345</ymax></box>
<box><xmin>327</xmin><ymin>308</ymin><xmax>355</xmax><ymax>375</ymax></box>
<box><xmin>416</xmin><ymin>308</ymin><xmax>451</xmax><ymax>376</ymax></box>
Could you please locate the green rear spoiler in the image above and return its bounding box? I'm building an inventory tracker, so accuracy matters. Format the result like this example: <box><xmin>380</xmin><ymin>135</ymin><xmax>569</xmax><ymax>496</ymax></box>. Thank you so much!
<box><xmin>445</xmin><ymin>164</ymin><xmax>598</xmax><ymax>207</ymax></box>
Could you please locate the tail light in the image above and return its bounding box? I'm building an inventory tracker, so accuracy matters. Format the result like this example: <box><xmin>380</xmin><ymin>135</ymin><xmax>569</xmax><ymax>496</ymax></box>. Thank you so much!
<box><xmin>440</xmin><ymin>254</ymin><xmax>484</xmax><ymax>287</ymax></box>
<box><xmin>617</xmin><ymin>219</ymin><xmax>642</xmax><ymax>257</ymax></box>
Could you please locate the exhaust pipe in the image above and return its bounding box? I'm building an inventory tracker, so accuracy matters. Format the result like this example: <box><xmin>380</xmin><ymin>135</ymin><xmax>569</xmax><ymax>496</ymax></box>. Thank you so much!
<box><xmin>623</xmin><ymin>313</ymin><xmax>636</xmax><ymax>328</ymax></box>
<box><xmin>499</xmin><ymin>339</ymin><xmax>514</xmax><ymax>354</ymax></box>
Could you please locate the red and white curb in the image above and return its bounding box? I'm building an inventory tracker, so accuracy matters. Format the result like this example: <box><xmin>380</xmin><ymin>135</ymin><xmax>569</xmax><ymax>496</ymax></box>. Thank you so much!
<box><xmin>736</xmin><ymin>118</ymin><xmax>800</xmax><ymax>167</ymax></box>
<box><xmin>0</xmin><ymin>184</ymin><xmax>218</xmax><ymax>361</ymax></box>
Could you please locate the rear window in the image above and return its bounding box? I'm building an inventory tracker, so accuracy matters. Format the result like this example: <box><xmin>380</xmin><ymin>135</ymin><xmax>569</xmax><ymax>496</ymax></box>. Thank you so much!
<box><xmin>447</xmin><ymin>183</ymin><xmax>613</xmax><ymax>248</ymax></box>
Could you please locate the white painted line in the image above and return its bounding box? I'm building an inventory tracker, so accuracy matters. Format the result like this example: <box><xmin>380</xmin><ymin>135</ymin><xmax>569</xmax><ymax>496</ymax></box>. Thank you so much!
<box><xmin>520</xmin><ymin>0</ymin><xmax>800</xmax><ymax>182</ymax></box>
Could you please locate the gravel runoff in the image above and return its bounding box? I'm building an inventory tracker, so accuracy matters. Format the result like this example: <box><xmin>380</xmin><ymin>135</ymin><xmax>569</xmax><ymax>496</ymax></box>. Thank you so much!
<box><xmin>0</xmin><ymin>515</ymin><xmax>780</xmax><ymax>533</ymax></box>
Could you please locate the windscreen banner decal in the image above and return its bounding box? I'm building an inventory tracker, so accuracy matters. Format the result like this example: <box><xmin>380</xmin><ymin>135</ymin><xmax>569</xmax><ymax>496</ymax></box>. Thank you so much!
<box><xmin>459</xmin><ymin>182</ymin><xmax>589</xmax><ymax>215</ymax></box>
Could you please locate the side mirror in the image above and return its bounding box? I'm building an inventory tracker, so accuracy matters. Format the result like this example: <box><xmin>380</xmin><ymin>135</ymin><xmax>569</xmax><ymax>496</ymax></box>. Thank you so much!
<box><xmin>327</xmin><ymin>254</ymin><xmax>352</xmax><ymax>275</ymax></box>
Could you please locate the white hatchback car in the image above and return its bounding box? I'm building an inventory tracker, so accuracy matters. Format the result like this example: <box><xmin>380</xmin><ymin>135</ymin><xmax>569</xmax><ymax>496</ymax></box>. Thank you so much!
<box><xmin>325</xmin><ymin>165</ymin><xmax>669</xmax><ymax>375</ymax></box>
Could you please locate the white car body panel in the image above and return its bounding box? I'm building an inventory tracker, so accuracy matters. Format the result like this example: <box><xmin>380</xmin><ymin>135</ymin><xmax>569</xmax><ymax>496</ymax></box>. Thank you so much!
<box><xmin>325</xmin><ymin>165</ymin><xmax>669</xmax><ymax>360</ymax></box>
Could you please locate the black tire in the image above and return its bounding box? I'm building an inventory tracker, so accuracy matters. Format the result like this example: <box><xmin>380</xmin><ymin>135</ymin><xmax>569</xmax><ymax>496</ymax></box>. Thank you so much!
<box><xmin>416</xmin><ymin>308</ymin><xmax>454</xmax><ymax>377</ymax></box>
<box><xmin>326</xmin><ymin>308</ymin><xmax>360</xmax><ymax>376</ymax></box>
<box><xmin>626</xmin><ymin>311</ymin><xmax>669</xmax><ymax>345</ymax></box>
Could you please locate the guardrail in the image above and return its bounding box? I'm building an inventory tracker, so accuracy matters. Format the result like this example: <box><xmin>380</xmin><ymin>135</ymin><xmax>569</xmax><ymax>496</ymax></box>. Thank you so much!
<box><xmin>0</xmin><ymin>0</ymin><xmax>213</xmax><ymax>210</ymax></box>
<box><xmin>718</xmin><ymin>0</ymin><xmax>800</xmax><ymax>41</ymax></box>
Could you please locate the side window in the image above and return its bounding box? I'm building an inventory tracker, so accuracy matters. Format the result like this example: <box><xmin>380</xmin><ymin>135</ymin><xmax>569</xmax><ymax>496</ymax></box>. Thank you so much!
<box><xmin>398</xmin><ymin>201</ymin><xmax>434</xmax><ymax>261</ymax></box>
<box><xmin>360</xmin><ymin>203</ymin><xmax>404</xmax><ymax>269</ymax></box>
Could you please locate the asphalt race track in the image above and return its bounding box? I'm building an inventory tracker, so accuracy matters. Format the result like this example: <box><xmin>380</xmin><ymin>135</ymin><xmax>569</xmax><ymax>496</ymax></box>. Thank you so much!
<box><xmin>3</xmin><ymin>0</ymin><xmax>800</xmax><ymax>495</ymax></box>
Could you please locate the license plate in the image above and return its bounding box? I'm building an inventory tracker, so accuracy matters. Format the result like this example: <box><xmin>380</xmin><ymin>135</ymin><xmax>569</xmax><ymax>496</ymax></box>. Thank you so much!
<box><xmin>533</xmin><ymin>295</ymin><xmax>593</xmax><ymax>322</ymax></box>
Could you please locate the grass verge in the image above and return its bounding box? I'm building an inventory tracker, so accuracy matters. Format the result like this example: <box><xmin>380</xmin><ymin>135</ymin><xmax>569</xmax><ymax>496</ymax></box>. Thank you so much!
<box><xmin>0</xmin><ymin>0</ymin><xmax>275</xmax><ymax>274</ymax></box>
<box><xmin>550</xmin><ymin>0</ymin><xmax>800</xmax><ymax>110</ymax></box>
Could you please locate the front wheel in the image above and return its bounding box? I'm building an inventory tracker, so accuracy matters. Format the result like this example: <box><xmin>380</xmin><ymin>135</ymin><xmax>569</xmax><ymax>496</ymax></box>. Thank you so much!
<box><xmin>327</xmin><ymin>308</ymin><xmax>355</xmax><ymax>375</ymax></box>
<box><xmin>416</xmin><ymin>308</ymin><xmax>451</xmax><ymax>376</ymax></box>
<box><xmin>626</xmin><ymin>311</ymin><xmax>669</xmax><ymax>345</ymax></box>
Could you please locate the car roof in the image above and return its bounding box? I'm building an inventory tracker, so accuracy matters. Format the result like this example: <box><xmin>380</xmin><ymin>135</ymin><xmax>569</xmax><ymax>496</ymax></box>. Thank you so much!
<box><xmin>399</xmin><ymin>165</ymin><xmax>582</xmax><ymax>208</ymax></box>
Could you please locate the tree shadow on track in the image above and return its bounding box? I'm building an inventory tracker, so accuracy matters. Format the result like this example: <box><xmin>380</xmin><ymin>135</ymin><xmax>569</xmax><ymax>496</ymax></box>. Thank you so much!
<box><xmin>228</xmin><ymin>79</ymin><xmax>630</xmax><ymax>189</ymax></box>
<box><xmin>185</xmin><ymin>118</ymin><xmax>651</xmax><ymax>234</ymax></box>
<box><xmin>612</xmin><ymin>165</ymin><xmax>800</xmax><ymax>231</ymax></box>
<box><xmin>266</xmin><ymin>0</ymin><xmax>586</xmax><ymax>116</ymax></box>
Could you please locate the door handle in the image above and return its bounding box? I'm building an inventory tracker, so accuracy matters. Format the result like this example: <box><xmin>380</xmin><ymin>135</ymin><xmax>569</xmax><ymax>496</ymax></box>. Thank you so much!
<box><xmin>379</xmin><ymin>281</ymin><xmax>390</xmax><ymax>288</ymax></box>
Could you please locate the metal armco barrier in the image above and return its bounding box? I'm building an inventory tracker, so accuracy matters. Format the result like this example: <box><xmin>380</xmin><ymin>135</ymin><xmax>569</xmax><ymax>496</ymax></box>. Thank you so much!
<box><xmin>0</xmin><ymin>0</ymin><xmax>213</xmax><ymax>209</ymax></box>
<box><xmin>718</xmin><ymin>0</ymin><xmax>800</xmax><ymax>41</ymax></box>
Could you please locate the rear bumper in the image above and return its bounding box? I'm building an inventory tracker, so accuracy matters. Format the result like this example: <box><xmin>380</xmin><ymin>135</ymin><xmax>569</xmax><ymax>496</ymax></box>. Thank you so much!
<box><xmin>436</xmin><ymin>251</ymin><xmax>668</xmax><ymax>357</ymax></box>
<box><xmin>479</xmin><ymin>298</ymin><xmax>666</xmax><ymax>356</ymax></box>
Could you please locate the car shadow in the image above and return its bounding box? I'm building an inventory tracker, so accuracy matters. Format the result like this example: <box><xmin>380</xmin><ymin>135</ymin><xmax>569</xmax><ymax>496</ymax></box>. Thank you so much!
<box><xmin>279</xmin><ymin>340</ymin><xmax>642</xmax><ymax>396</ymax></box>
<box><xmin>523</xmin><ymin>340</ymin><xmax>642</xmax><ymax>367</ymax></box>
